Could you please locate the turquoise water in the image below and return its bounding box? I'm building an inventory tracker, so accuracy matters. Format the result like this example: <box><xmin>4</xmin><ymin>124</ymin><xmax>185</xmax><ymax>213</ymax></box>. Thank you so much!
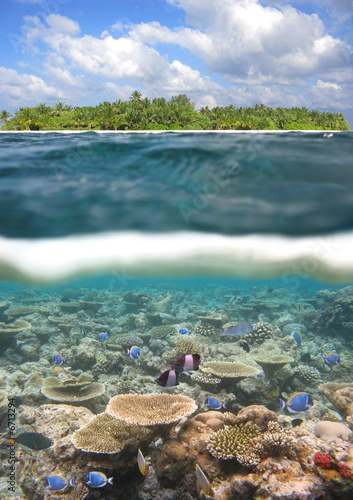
<box><xmin>0</xmin><ymin>131</ymin><xmax>352</xmax><ymax>238</ymax></box>
<box><xmin>1</xmin><ymin>131</ymin><xmax>353</xmax><ymax>499</ymax></box>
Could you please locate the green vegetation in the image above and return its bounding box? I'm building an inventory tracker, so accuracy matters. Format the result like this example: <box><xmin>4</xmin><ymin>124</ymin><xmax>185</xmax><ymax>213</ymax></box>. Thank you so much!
<box><xmin>1</xmin><ymin>92</ymin><xmax>350</xmax><ymax>131</ymax></box>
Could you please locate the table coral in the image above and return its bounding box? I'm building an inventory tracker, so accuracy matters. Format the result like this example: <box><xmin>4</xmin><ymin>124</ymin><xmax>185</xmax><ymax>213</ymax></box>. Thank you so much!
<box><xmin>106</xmin><ymin>393</ymin><xmax>197</xmax><ymax>425</ymax></box>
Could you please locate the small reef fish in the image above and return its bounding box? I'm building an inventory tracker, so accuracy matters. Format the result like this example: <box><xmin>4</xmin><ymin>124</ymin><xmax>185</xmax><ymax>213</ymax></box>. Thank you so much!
<box><xmin>127</xmin><ymin>346</ymin><xmax>140</xmax><ymax>359</ymax></box>
<box><xmin>53</xmin><ymin>354</ymin><xmax>66</xmax><ymax>365</ymax></box>
<box><xmin>99</xmin><ymin>332</ymin><xmax>108</xmax><ymax>342</ymax></box>
<box><xmin>291</xmin><ymin>418</ymin><xmax>304</xmax><ymax>428</ymax></box>
<box><xmin>179</xmin><ymin>328</ymin><xmax>191</xmax><ymax>334</ymax></box>
<box><xmin>80</xmin><ymin>325</ymin><xmax>86</xmax><ymax>335</ymax></box>
<box><xmin>205</xmin><ymin>396</ymin><xmax>226</xmax><ymax>411</ymax></box>
<box><xmin>219</xmin><ymin>323</ymin><xmax>253</xmax><ymax>336</ymax></box>
<box><xmin>239</xmin><ymin>340</ymin><xmax>250</xmax><ymax>353</ymax></box>
<box><xmin>279</xmin><ymin>392</ymin><xmax>314</xmax><ymax>413</ymax></box>
<box><xmin>299</xmin><ymin>352</ymin><xmax>312</xmax><ymax>363</ymax></box>
<box><xmin>137</xmin><ymin>448</ymin><xmax>149</xmax><ymax>476</ymax></box>
<box><xmin>85</xmin><ymin>471</ymin><xmax>113</xmax><ymax>488</ymax></box>
<box><xmin>195</xmin><ymin>463</ymin><xmax>213</xmax><ymax>497</ymax></box>
<box><xmin>322</xmin><ymin>352</ymin><xmax>340</xmax><ymax>366</ymax></box>
<box><xmin>9</xmin><ymin>431</ymin><xmax>52</xmax><ymax>451</ymax></box>
<box><xmin>291</xmin><ymin>329</ymin><xmax>302</xmax><ymax>346</ymax></box>
<box><xmin>44</xmin><ymin>475</ymin><xmax>74</xmax><ymax>492</ymax></box>
<box><xmin>155</xmin><ymin>369</ymin><xmax>180</xmax><ymax>387</ymax></box>
<box><xmin>172</xmin><ymin>354</ymin><xmax>201</xmax><ymax>375</ymax></box>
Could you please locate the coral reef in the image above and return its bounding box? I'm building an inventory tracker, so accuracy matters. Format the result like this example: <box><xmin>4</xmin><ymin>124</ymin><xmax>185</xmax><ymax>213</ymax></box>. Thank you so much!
<box><xmin>319</xmin><ymin>382</ymin><xmax>353</xmax><ymax>417</ymax></box>
<box><xmin>72</xmin><ymin>411</ymin><xmax>156</xmax><ymax>454</ymax></box>
<box><xmin>106</xmin><ymin>393</ymin><xmax>197</xmax><ymax>425</ymax></box>
<box><xmin>206</xmin><ymin>421</ymin><xmax>261</xmax><ymax>460</ymax></box>
<box><xmin>200</xmin><ymin>361</ymin><xmax>260</xmax><ymax>384</ymax></box>
<box><xmin>253</xmin><ymin>353</ymin><xmax>294</xmax><ymax>380</ymax></box>
<box><xmin>41</xmin><ymin>372</ymin><xmax>105</xmax><ymax>403</ymax></box>
<box><xmin>314</xmin><ymin>421</ymin><xmax>353</xmax><ymax>441</ymax></box>
<box><xmin>293</xmin><ymin>364</ymin><xmax>322</xmax><ymax>386</ymax></box>
<box><xmin>244</xmin><ymin>321</ymin><xmax>274</xmax><ymax>345</ymax></box>
<box><xmin>313</xmin><ymin>286</ymin><xmax>353</xmax><ymax>338</ymax></box>
<box><xmin>149</xmin><ymin>325</ymin><xmax>177</xmax><ymax>338</ymax></box>
<box><xmin>2</xmin><ymin>280</ymin><xmax>353</xmax><ymax>499</ymax></box>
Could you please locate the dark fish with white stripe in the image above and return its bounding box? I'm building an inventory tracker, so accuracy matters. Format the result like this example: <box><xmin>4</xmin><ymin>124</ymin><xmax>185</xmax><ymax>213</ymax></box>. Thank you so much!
<box><xmin>155</xmin><ymin>369</ymin><xmax>180</xmax><ymax>387</ymax></box>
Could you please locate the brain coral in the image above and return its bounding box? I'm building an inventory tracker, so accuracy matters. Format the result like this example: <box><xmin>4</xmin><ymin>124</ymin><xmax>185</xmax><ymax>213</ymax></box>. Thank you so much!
<box><xmin>314</xmin><ymin>421</ymin><xmax>353</xmax><ymax>442</ymax></box>
<box><xmin>72</xmin><ymin>412</ymin><xmax>155</xmax><ymax>454</ymax></box>
<box><xmin>106</xmin><ymin>393</ymin><xmax>197</xmax><ymax>426</ymax></box>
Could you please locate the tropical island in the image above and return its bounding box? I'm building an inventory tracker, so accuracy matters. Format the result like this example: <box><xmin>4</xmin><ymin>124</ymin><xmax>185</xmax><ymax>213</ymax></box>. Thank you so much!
<box><xmin>0</xmin><ymin>91</ymin><xmax>350</xmax><ymax>131</ymax></box>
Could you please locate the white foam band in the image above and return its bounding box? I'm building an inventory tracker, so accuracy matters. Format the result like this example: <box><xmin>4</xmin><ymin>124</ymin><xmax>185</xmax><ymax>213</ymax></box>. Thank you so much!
<box><xmin>0</xmin><ymin>231</ymin><xmax>352</xmax><ymax>284</ymax></box>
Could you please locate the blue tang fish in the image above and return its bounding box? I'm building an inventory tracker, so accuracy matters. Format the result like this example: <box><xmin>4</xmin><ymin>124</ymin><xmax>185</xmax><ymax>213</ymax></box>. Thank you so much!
<box><xmin>53</xmin><ymin>354</ymin><xmax>66</xmax><ymax>365</ymax></box>
<box><xmin>279</xmin><ymin>392</ymin><xmax>313</xmax><ymax>413</ymax></box>
<box><xmin>85</xmin><ymin>471</ymin><xmax>113</xmax><ymax>488</ymax></box>
<box><xmin>179</xmin><ymin>328</ymin><xmax>191</xmax><ymax>335</ymax></box>
<box><xmin>220</xmin><ymin>323</ymin><xmax>253</xmax><ymax>336</ymax></box>
<box><xmin>291</xmin><ymin>329</ymin><xmax>302</xmax><ymax>346</ymax></box>
<box><xmin>44</xmin><ymin>475</ymin><xmax>74</xmax><ymax>492</ymax></box>
<box><xmin>172</xmin><ymin>354</ymin><xmax>201</xmax><ymax>375</ymax></box>
<box><xmin>205</xmin><ymin>396</ymin><xmax>226</xmax><ymax>410</ymax></box>
<box><xmin>155</xmin><ymin>369</ymin><xmax>180</xmax><ymax>387</ymax></box>
<box><xmin>99</xmin><ymin>332</ymin><xmax>108</xmax><ymax>342</ymax></box>
<box><xmin>127</xmin><ymin>346</ymin><xmax>140</xmax><ymax>359</ymax></box>
<box><xmin>322</xmin><ymin>352</ymin><xmax>340</xmax><ymax>367</ymax></box>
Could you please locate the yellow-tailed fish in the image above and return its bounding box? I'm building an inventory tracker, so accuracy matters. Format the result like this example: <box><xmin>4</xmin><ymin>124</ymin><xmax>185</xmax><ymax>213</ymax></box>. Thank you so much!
<box><xmin>195</xmin><ymin>463</ymin><xmax>213</xmax><ymax>497</ymax></box>
<box><xmin>137</xmin><ymin>448</ymin><xmax>149</xmax><ymax>477</ymax></box>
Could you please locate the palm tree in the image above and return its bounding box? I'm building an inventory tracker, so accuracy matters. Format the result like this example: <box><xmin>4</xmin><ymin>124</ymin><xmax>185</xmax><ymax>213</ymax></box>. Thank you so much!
<box><xmin>130</xmin><ymin>90</ymin><xmax>143</xmax><ymax>102</ymax></box>
<box><xmin>0</xmin><ymin>110</ymin><xmax>11</xmax><ymax>125</ymax></box>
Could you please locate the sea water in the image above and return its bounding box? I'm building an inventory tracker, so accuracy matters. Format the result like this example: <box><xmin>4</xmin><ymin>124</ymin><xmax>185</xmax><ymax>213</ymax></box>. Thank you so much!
<box><xmin>1</xmin><ymin>130</ymin><xmax>353</xmax><ymax>498</ymax></box>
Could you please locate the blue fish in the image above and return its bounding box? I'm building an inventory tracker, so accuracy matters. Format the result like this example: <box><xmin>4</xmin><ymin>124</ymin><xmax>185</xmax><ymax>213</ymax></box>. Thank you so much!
<box><xmin>291</xmin><ymin>329</ymin><xmax>302</xmax><ymax>346</ymax></box>
<box><xmin>179</xmin><ymin>328</ymin><xmax>191</xmax><ymax>335</ymax></box>
<box><xmin>99</xmin><ymin>332</ymin><xmax>108</xmax><ymax>342</ymax></box>
<box><xmin>53</xmin><ymin>354</ymin><xmax>66</xmax><ymax>365</ymax></box>
<box><xmin>219</xmin><ymin>323</ymin><xmax>253</xmax><ymax>336</ymax></box>
<box><xmin>127</xmin><ymin>346</ymin><xmax>140</xmax><ymax>359</ymax></box>
<box><xmin>322</xmin><ymin>352</ymin><xmax>340</xmax><ymax>367</ymax></box>
<box><xmin>85</xmin><ymin>471</ymin><xmax>113</xmax><ymax>488</ymax></box>
<box><xmin>279</xmin><ymin>392</ymin><xmax>313</xmax><ymax>413</ymax></box>
<box><xmin>44</xmin><ymin>475</ymin><xmax>74</xmax><ymax>492</ymax></box>
<box><xmin>80</xmin><ymin>325</ymin><xmax>86</xmax><ymax>335</ymax></box>
<box><xmin>205</xmin><ymin>396</ymin><xmax>226</xmax><ymax>410</ymax></box>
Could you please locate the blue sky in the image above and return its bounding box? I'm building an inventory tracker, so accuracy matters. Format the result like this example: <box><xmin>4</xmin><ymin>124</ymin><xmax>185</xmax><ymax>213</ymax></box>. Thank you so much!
<box><xmin>1</xmin><ymin>0</ymin><xmax>352</xmax><ymax>126</ymax></box>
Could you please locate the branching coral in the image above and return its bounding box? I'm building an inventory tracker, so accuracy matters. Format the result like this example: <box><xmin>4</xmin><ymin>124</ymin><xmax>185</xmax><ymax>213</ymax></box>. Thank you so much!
<box><xmin>164</xmin><ymin>338</ymin><xmax>202</xmax><ymax>364</ymax></box>
<box><xmin>207</xmin><ymin>420</ymin><xmax>295</xmax><ymax>468</ymax></box>
<box><xmin>206</xmin><ymin>422</ymin><xmax>261</xmax><ymax>461</ymax></box>
<box><xmin>294</xmin><ymin>365</ymin><xmax>321</xmax><ymax>386</ymax></box>
<box><xmin>243</xmin><ymin>322</ymin><xmax>273</xmax><ymax>345</ymax></box>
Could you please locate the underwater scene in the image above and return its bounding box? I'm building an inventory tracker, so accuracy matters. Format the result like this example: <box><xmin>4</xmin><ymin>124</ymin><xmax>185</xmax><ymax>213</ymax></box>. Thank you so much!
<box><xmin>1</xmin><ymin>131</ymin><xmax>353</xmax><ymax>500</ymax></box>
